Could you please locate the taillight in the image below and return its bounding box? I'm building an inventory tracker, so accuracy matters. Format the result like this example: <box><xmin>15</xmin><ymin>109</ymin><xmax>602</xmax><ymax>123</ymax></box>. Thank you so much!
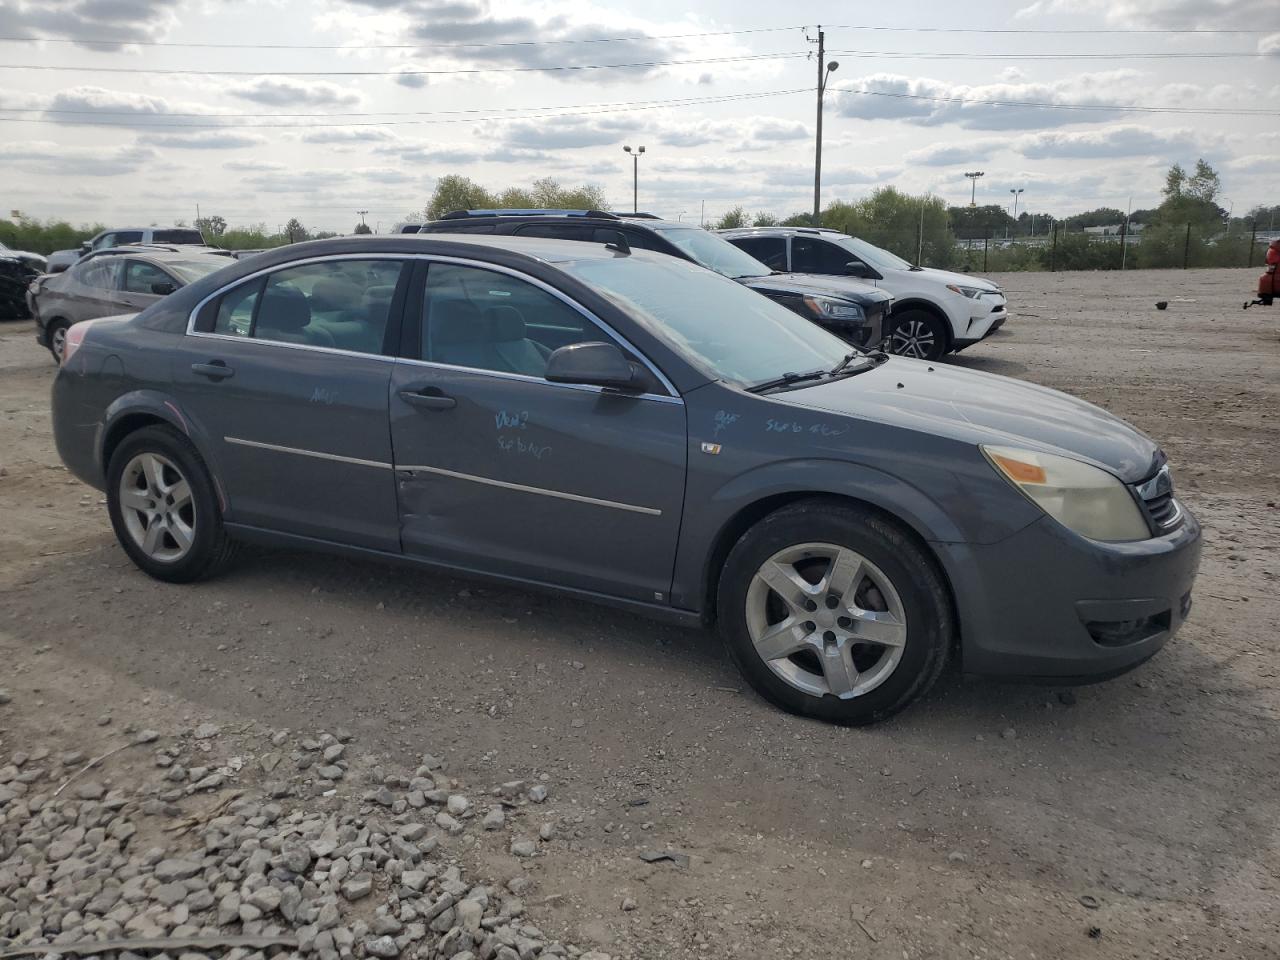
<box><xmin>61</xmin><ymin>320</ymin><xmax>98</xmax><ymax>366</ymax></box>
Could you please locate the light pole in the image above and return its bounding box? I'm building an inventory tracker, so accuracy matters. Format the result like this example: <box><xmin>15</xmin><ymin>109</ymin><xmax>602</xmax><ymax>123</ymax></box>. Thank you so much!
<box><xmin>964</xmin><ymin>171</ymin><xmax>984</xmax><ymax>208</ymax></box>
<box><xmin>808</xmin><ymin>25</ymin><xmax>839</xmax><ymax>226</ymax></box>
<box><xmin>1009</xmin><ymin>188</ymin><xmax>1023</xmax><ymax>239</ymax></box>
<box><xmin>623</xmin><ymin>145</ymin><xmax>645</xmax><ymax>214</ymax></box>
<box><xmin>357</xmin><ymin>209</ymin><xmax>368</xmax><ymax>227</ymax></box>
<box><xmin>677</xmin><ymin>210</ymin><xmax>686</xmax><ymax>222</ymax></box>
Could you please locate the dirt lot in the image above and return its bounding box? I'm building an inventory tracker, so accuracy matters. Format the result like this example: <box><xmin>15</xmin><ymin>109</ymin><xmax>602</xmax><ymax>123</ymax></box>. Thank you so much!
<box><xmin>2</xmin><ymin>267</ymin><xmax>1279</xmax><ymax>959</ymax></box>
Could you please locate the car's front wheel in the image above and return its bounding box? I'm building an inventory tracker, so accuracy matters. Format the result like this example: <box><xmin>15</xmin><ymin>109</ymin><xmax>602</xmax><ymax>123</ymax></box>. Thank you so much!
<box><xmin>46</xmin><ymin>319</ymin><xmax>70</xmax><ymax>363</ymax></box>
<box><xmin>106</xmin><ymin>425</ymin><xmax>236</xmax><ymax>583</ymax></box>
<box><xmin>888</xmin><ymin>309</ymin><xmax>948</xmax><ymax>361</ymax></box>
<box><xmin>718</xmin><ymin>500</ymin><xmax>953</xmax><ymax>725</ymax></box>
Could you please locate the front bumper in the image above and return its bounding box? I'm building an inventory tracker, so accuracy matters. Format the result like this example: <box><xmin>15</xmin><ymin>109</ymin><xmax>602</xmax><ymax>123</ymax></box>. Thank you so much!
<box><xmin>953</xmin><ymin>298</ymin><xmax>1009</xmax><ymax>349</ymax></box>
<box><xmin>935</xmin><ymin>506</ymin><xmax>1201</xmax><ymax>681</ymax></box>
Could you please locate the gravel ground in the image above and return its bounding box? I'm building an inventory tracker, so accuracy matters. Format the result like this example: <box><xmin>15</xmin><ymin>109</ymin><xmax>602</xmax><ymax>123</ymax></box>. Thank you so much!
<box><xmin>1</xmin><ymin>267</ymin><xmax>1278</xmax><ymax>960</ymax></box>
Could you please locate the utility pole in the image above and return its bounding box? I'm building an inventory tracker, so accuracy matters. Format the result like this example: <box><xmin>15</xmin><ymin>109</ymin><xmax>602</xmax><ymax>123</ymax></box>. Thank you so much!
<box><xmin>807</xmin><ymin>26</ymin><xmax>839</xmax><ymax>226</ymax></box>
<box><xmin>1121</xmin><ymin>196</ymin><xmax>1132</xmax><ymax>271</ymax></box>
<box><xmin>917</xmin><ymin>193</ymin><xmax>927</xmax><ymax>265</ymax></box>
<box><xmin>623</xmin><ymin>145</ymin><xmax>645</xmax><ymax>214</ymax></box>
<box><xmin>964</xmin><ymin>171</ymin><xmax>984</xmax><ymax>208</ymax></box>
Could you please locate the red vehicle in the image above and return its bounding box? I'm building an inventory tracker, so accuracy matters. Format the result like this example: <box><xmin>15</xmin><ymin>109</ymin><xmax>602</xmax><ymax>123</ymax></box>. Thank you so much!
<box><xmin>1245</xmin><ymin>238</ymin><xmax>1278</xmax><ymax>308</ymax></box>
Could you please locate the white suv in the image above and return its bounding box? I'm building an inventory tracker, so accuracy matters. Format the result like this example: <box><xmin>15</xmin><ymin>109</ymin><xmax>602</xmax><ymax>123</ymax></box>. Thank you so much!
<box><xmin>719</xmin><ymin>227</ymin><xmax>1008</xmax><ymax>361</ymax></box>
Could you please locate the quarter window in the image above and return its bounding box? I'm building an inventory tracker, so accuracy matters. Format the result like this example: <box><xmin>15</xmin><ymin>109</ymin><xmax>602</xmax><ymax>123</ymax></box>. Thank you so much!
<box><xmin>421</xmin><ymin>263</ymin><xmax>606</xmax><ymax>378</ymax></box>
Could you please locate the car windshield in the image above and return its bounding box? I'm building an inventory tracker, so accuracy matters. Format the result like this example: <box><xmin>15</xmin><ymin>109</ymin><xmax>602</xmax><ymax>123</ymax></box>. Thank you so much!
<box><xmin>831</xmin><ymin>235</ymin><xmax>915</xmax><ymax>271</ymax></box>
<box><xmin>650</xmin><ymin>226</ymin><xmax>771</xmax><ymax>279</ymax></box>
<box><xmin>561</xmin><ymin>254</ymin><xmax>848</xmax><ymax>387</ymax></box>
<box><xmin>165</xmin><ymin>258</ymin><xmax>229</xmax><ymax>283</ymax></box>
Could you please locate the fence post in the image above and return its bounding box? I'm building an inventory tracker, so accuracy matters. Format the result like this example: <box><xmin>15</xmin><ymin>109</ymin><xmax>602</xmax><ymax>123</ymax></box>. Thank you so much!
<box><xmin>1182</xmin><ymin>222</ymin><xmax>1191</xmax><ymax>269</ymax></box>
<box><xmin>1050</xmin><ymin>224</ymin><xmax>1058</xmax><ymax>272</ymax></box>
<box><xmin>983</xmin><ymin>234</ymin><xmax>989</xmax><ymax>272</ymax></box>
<box><xmin>1249</xmin><ymin>221</ymin><xmax>1256</xmax><ymax>268</ymax></box>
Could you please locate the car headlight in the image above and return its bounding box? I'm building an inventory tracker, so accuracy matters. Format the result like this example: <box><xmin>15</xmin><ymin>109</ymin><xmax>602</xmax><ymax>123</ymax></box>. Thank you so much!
<box><xmin>803</xmin><ymin>295</ymin><xmax>865</xmax><ymax>321</ymax></box>
<box><xmin>982</xmin><ymin>445</ymin><xmax>1150</xmax><ymax>542</ymax></box>
<box><xmin>946</xmin><ymin>284</ymin><xmax>989</xmax><ymax>300</ymax></box>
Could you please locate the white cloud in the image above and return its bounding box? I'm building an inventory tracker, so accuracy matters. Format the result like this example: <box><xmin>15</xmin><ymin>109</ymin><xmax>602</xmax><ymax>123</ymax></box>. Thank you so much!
<box><xmin>227</xmin><ymin>78</ymin><xmax>362</xmax><ymax>108</ymax></box>
<box><xmin>1016</xmin><ymin>0</ymin><xmax>1280</xmax><ymax>30</ymax></box>
<box><xmin>0</xmin><ymin>0</ymin><xmax>182</xmax><ymax>48</ymax></box>
<box><xmin>1015</xmin><ymin>125</ymin><xmax>1210</xmax><ymax>160</ymax></box>
<box><xmin>0</xmin><ymin>139</ymin><xmax>157</xmax><ymax>176</ymax></box>
<box><xmin>140</xmin><ymin>131</ymin><xmax>267</xmax><ymax>149</ymax></box>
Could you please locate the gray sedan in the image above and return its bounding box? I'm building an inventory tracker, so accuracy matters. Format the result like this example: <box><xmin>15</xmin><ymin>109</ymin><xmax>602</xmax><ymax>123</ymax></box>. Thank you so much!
<box><xmin>50</xmin><ymin>235</ymin><xmax>1201</xmax><ymax>724</ymax></box>
<box><xmin>30</xmin><ymin>247</ymin><xmax>232</xmax><ymax>361</ymax></box>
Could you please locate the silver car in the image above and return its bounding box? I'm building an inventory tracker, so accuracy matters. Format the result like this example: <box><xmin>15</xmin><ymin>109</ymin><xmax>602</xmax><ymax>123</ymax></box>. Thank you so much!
<box><xmin>30</xmin><ymin>246</ymin><xmax>232</xmax><ymax>362</ymax></box>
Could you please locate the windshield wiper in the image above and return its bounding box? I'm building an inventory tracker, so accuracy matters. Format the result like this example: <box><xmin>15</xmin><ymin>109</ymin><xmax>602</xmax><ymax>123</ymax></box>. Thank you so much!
<box><xmin>830</xmin><ymin>349</ymin><xmax>889</xmax><ymax>376</ymax></box>
<box><xmin>745</xmin><ymin>369</ymin><xmax>829</xmax><ymax>394</ymax></box>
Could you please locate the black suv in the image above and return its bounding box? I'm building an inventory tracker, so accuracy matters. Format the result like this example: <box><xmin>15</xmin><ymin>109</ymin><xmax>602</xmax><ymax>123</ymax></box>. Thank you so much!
<box><xmin>416</xmin><ymin>210</ymin><xmax>893</xmax><ymax>349</ymax></box>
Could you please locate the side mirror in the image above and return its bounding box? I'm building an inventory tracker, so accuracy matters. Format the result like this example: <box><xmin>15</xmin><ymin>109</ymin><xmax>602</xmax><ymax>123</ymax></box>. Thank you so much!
<box><xmin>151</xmin><ymin>281</ymin><xmax>177</xmax><ymax>295</ymax></box>
<box><xmin>545</xmin><ymin>342</ymin><xmax>638</xmax><ymax>390</ymax></box>
<box><xmin>845</xmin><ymin>261</ymin><xmax>872</xmax><ymax>278</ymax></box>
<box><xmin>80</xmin><ymin>242</ymin><xmax>92</xmax><ymax>253</ymax></box>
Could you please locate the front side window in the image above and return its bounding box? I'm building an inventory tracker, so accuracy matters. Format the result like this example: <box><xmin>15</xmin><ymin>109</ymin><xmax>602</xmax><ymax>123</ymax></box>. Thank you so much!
<box><xmin>792</xmin><ymin>237</ymin><xmax>856</xmax><ymax>275</ymax></box>
<box><xmin>72</xmin><ymin>258</ymin><xmax>121</xmax><ymax>290</ymax></box>
<box><xmin>421</xmin><ymin>263</ymin><xmax>605</xmax><ymax>378</ymax></box>
<box><xmin>124</xmin><ymin>260</ymin><xmax>175</xmax><ymax>294</ymax></box>
<box><xmin>206</xmin><ymin>259</ymin><xmax>404</xmax><ymax>352</ymax></box>
<box><xmin>562</xmin><ymin>254</ymin><xmax>847</xmax><ymax>388</ymax></box>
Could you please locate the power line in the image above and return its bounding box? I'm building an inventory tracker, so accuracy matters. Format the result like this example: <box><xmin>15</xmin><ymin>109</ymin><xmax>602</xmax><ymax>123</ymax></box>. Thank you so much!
<box><xmin>0</xmin><ymin>52</ymin><xmax>806</xmax><ymax>76</ymax></box>
<box><xmin>0</xmin><ymin>25</ymin><xmax>806</xmax><ymax>49</ymax></box>
<box><xmin>0</xmin><ymin>88</ymin><xmax>811</xmax><ymax>129</ymax></box>
<box><xmin>828</xmin><ymin>48</ymin><xmax>1265</xmax><ymax>59</ymax></box>
<box><xmin>839</xmin><ymin>88</ymin><xmax>1280</xmax><ymax>117</ymax></box>
<box><xmin>825</xmin><ymin>23</ymin><xmax>1257</xmax><ymax>34</ymax></box>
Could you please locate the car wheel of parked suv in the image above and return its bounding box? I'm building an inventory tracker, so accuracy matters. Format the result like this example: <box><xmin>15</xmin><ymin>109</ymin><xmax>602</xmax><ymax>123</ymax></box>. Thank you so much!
<box><xmin>717</xmin><ymin>500</ymin><xmax>953</xmax><ymax>725</ymax></box>
<box><xmin>106</xmin><ymin>425</ymin><xmax>236</xmax><ymax>583</ymax></box>
<box><xmin>46</xmin><ymin>319</ymin><xmax>70</xmax><ymax>364</ymax></box>
<box><xmin>888</xmin><ymin>309</ymin><xmax>948</xmax><ymax>361</ymax></box>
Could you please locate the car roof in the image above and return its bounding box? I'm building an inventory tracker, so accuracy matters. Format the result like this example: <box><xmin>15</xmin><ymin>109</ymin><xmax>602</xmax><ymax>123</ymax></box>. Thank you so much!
<box><xmin>84</xmin><ymin>245</ymin><xmax>230</xmax><ymax>262</ymax></box>
<box><xmin>718</xmin><ymin>226</ymin><xmax>852</xmax><ymax>238</ymax></box>
<box><xmin>397</xmin><ymin>232</ymin><xmax>672</xmax><ymax>263</ymax></box>
<box><xmin>430</xmin><ymin>210</ymin><xmax>698</xmax><ymax>233</ymax></box>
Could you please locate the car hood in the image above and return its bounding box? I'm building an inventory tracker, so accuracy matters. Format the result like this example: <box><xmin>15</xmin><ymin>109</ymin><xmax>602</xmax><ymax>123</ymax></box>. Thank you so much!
<box><xmin>779</xmin><ymin>358</ymin><xmax>1159</xmax><ymax>482</ymax></box>
<box><xmin>912</xmin><ymin>266</ymin><xmax>1002</xmax><ymax>294</ymax></box>
<box><xmin>737</xmin><ymin>273</ymin><xmax>893</xmax><ymax>306</ymax></box>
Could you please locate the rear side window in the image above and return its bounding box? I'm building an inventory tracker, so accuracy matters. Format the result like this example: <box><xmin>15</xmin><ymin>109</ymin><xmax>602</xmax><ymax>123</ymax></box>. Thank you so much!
<box><xmin>514</xmin><ymin>223</ymin><xmax>590</xmax><ymax>241</ymax></box>
<box><xmin>733</xmin><ymin>236</ymin><xmax>787</xmax><ymax>271</ymax></box>
<box><xmin>153</xmin><ymin>229</ymin><xmax>205</xmax><ymax>245</ymax></box>
<box><xmin>113</xmin><ymin>230</ymin><xmax>144</xmax><ymax>246</ymax></box>
<box><xmin>207</xmin><ymin>259</ymin><xmax>405</xmax><ymax>354</ymax></box>
<box><xmin>124</xmin><ymin>260</ymin><xmax>175</xmax><ymax>294</ymax></box>
<box><xmin>435</xmin><ymin>223</ymin><xmax>495</xmax><ymax>234</ymax></box>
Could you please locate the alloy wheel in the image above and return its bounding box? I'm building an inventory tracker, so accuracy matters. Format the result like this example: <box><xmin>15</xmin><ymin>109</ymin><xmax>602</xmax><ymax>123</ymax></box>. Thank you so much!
<box><xmin>50</xmin><ymin>325</ymin><xmax>67</xmax><ymax>361</ymax></box>
<box><xmin>745</xmin><ymin>542</ymin><xmax>907</xmax><ymax>699</ymax></box>
<box><xmin>890</xmin><ymin>318</ymin><xmax>936</xmax><ymax>359</ymax></box>
<box><xmin>118</xmin><ymin>452</ymin><xmax>196</xmax><ymax>562</ymax></box>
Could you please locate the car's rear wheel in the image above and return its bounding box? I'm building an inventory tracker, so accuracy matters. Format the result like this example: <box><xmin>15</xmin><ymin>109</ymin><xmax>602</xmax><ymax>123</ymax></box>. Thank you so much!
<box><xmin>106</xmin><ymin>425</ymin><xmax>236</xmax><ymax>583</ymax></box>
<box><xmin>888</xmin><ymin>309</ymin><xmax>948</xmax><ymax>361</ymax></box>
<box><xmin>46</xmin><ymin>319</ymin><xmax>70</xmax><ymax>363</ymax></box>
<box><xmin>717</xmin><ymin>500</ymin><xmax>953</xmax><ymax>725</ymax></box>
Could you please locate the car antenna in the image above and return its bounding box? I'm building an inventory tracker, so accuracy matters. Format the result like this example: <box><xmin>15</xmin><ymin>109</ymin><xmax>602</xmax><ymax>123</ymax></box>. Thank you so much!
<box><xmin>603</xmin><ymin>231</ymin><xmax>630</xmax><ymax>256</ymax></box>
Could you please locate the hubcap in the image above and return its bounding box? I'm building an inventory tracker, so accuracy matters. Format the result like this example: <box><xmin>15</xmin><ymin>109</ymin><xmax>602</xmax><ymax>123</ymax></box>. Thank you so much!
<box><xmin>745</xmin><ymin>543</ymin><xmax>907</xmax><ymax>699</ymax></box>
<box><xmin>51</xmin><ymin>326</ymin><xmax>67</xmax><ymax>360</ymax></box>
<box><xmin>890</xmin><ymin>319</ymin><xmax>936</xmax><ymax>359</ymax></box>
<box><xmin>118</xmin><ymin>452</ymin><xmax>195</xmax><ymax>562</ymax></box>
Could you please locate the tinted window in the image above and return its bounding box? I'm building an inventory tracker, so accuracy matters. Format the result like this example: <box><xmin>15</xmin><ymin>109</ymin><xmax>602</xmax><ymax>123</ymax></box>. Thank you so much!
<box><xmin>72</xmin><ymin>259</ymin><xmax>120</xmax><ymax>289</ymax></box>
<box><xmin>514</xmin><ymin>223</ymin><xmax>590</xmax><ymax>241</ymax></box>
<box><xmin>211</xmin><ymin>260</ymin><xmax>403</xmax><ymax>353</ymax></box>
<box><xmin>649</xmin><ymin>226</ymin><xmax>770</xmax><ymax>279</ymax></box>
<box><xmin>562</xmin><ymin>255</ymin><xmax>847</xmax><ymax>388</ymax></box>
<box><xmin>437</xmin><ymin>223</ymin><xmax>495</xmax><ymax>234</ymax></box>
<box><xmin>113</xmin><ymin>231</ymin><xmax>144</xmax><ymax>246</ymax></box>
<box><xmin>592</xmin><ymin>227</ymin><xmax>659</xmax><ymax>251</ymax></box>
<box><xmin>732</xmin><ymin>237</ymin><xmax>787</xmax><ymax>271</ymax></box>
<box><xmin>792</xmin><ymin>237</ymin><xmax>858</xmax><ymax>275</ymax></box>
<box><xmin>124</xmin><ymin>260</ymin><xmax>175</xmax><ymax>294</ymax></box>
<box><xmin>421</xmin><ymin>263</ymin><xmax>604</xmax><ymax>378</ymax></box>
<box><xmin>152</xmin><ymin>229</ymin><xmax>205</xmax><ymax>245</ymax></box>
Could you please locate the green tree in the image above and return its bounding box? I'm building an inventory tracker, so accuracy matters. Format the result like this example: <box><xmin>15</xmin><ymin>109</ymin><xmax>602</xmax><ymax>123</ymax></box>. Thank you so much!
<box><xmin>195</xmin><ymin>215</ymin><xmax>227</xmax><ymax>238</ymax></box>
<box><xmin>752</xmin><ymin>212</ymin><xmax>779</xmax><ymax>227</ymax></box>
<box><xmin>823</xmin><ymin>188</ymin><xmax>955</xmax><ymax>267</ymax></box>
<box><xmin>715</xmin><ymin>206</ymin><xmax>748</xmax><ymax>229</ymax></box>
<box><xmin>353</xmin><ymin>222</ymin><xmax>373</xmax><ymax>235</ymax></box>
<box><xmin>284</xmin><ymin>218</ymin><xmax>307</xmax><ymax>243</ymax></box>
<box><xmin>426</xmin><ymin>175</ymin><xmax>497</xmax><ymax>220</ymax></box>
<box><xmin>1186</xmin><ymin>159</ymin><xmax>1221</xmax><ymax>205</ymax></box>
<box><xmin>781</xmin><ymin>212</ymin><xmax>815</xmax><ymax>227</ymax></box>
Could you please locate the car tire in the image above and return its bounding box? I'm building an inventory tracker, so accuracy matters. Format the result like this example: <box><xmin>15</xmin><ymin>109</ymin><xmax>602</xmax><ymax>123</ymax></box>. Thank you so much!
<box><xmin>106</xmin><ymin>424</ymin><xmax>237</xmax><ymax>583</ymax></box>
<box><xmin>46</xmin><ymin>318</ymin><xmax>70</xmax><ymax>364</ymax></box>
<box><xmin>888</xmin><ymin>309</ymin><xmax>949</xmax><ymax>361</ymax></box>
<box><xmin>717</xmin><ymin>499</ymin><xmax>953</xmax><ymax>725</ymax></box>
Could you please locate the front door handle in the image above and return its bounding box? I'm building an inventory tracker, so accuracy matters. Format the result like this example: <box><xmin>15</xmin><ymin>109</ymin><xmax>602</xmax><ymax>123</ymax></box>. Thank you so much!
<box><xmin>192</xmin><ymin>360</ymin><xmax>234</xmax><ymax>380</ymax></box>
<box><xmin>399</xmin><ymin>387</ymin><xmax>456</xmax><ymax>411</ymax></box>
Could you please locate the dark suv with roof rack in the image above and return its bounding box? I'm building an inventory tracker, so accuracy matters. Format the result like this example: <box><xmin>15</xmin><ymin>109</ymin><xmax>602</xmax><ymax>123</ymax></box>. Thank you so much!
<box><xmin>416</xmin><ymin>210</ymin><xmax>894</xmax><ymax>350</ymax></box>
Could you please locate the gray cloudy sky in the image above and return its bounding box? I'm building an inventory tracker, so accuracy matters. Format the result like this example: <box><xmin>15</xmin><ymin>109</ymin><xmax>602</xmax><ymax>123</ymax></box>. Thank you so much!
<box><xmin>1</xmin><ymin>0</ymin><xmax>1277</xmax><ymax>232</ymax></box>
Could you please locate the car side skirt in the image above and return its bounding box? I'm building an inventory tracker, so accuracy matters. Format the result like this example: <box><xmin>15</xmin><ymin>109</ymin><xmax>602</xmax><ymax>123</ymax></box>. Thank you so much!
<box><xmin>224</xmin><ymin>522</ymin><xmax>705</xmax><ymax>628</ymax></box>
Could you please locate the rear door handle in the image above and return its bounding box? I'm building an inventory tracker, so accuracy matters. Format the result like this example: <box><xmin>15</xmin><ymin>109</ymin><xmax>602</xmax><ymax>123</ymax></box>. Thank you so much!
<box><xmin>399</xmin><ymin>387</ymin><xmax>456</xmax><ymax>411</ymax></box>
<box><xmin>192</xmin><ymin>361</ymin><xmax>234</xmax><ymax>380</ymax></box>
